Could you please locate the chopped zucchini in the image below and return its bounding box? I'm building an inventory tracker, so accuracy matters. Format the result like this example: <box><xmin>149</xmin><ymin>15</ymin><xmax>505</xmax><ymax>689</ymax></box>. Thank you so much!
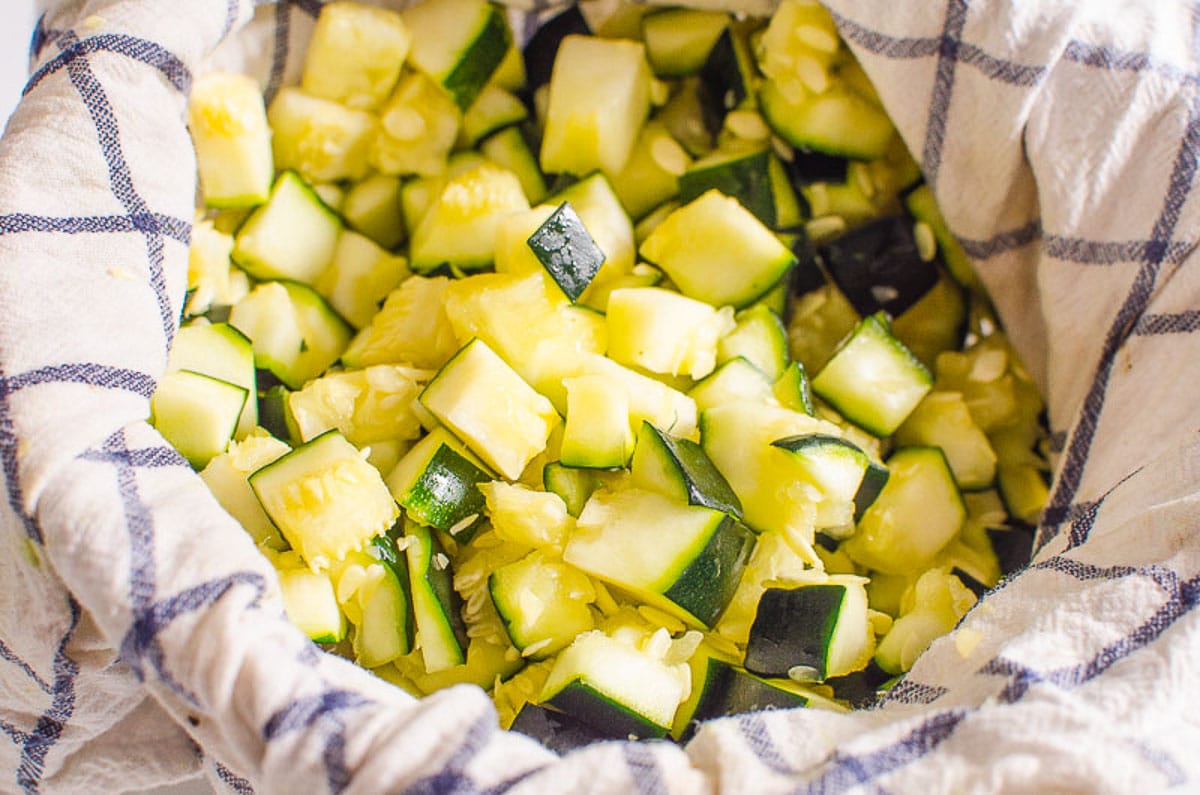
<box><xmin>231</xmin><ymin>171</ymin><xmax>341</xmax><ymax>284</ymax></box>
<box><xmin>744</xmin><ymin>579</ymin><xmax>873</xmax><ymax>681</ymax></box>
<box><xmin>249</xmin><ymin>430</ymin><xmax>399</xmax><ymax>568</ymax></box>
<box><xmin>419</xmin><ymin>339</ymin><xmax>561</xmax><ymax>480</ymax></box>
<box><xmin>630</xmin><ymin>421</ymin><xmax>742</xmax><ymax>520</ymax></box>
<box><xmin>639</xmin><ymin>189</ymin><xmax>795</xmax><ymax>308</ymax></box>
<box><xmin>188</xmin><ymin>72</ymin><xmax>273</xmax><ymax>208</ymax></box>
<box><xmin>811</xmin><ymin>312</ymin><xmax>932</xmax><ymax>437</ymax></box>
<box><xmin>151</xmin><ymin>370</ymin><xmax>248</xmax><ymax>469</ymax></box>
<box><xmin>489</xmin><ymin>551</ymin><xmax>596</xmax><ymax>658</ymax></box>
<box><xmin>564</xmin><ymin>488</ymin><xmax>756</xmax><ymax>628</ymax></box>
<box><xmin>842</xmin><ymin>447</ymin><xmax>966</xmax><ymax>574</ymax></box>
<box><xmin>385</xmin><ymin>428</ymin><xmax>491</xmax><ymax>540</ymax></box>
<box><xmin>540</xmin><ymin>35</ymin><xmax>652</xmax><ymax>177</ymax></box>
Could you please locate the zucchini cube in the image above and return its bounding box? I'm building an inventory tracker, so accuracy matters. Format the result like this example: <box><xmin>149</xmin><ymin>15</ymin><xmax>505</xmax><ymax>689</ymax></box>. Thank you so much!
<box><xmin>606</xmin><ymin>286</ymin><xmax>735</xmax><ymax>379</ymax></box>
<box><xmin>527</xmin><ymin>201</ymin><xmax>605</xmax><ymax>301</ymax></box>
<box><xmin>249</xmin><ymin>431</ymin><xmax>399</xmax><ymax>568</ymax></box>
<box><xmin>385</xmin><ymin>428</ymin><xmax>491</xmax><ymax>541</ymax></box>
<box><xmin>187</xmin><ymin>72</ymin><xmax>273</xmax><ymax>209</ymax></box>
<box><xmin>419</xmin><ymin>339</ymin><xmax>560</xmax><ymax>480</ymax></box>
<box><xmin>639</xmin><ymin>189</ymin><xmax>795</xmax><ymax>308</ymax></box>
<box><xmin>301</xmin><ymin>2</ymin><xmax>412</xmax><ymax>111</ymax></box>
<box><xmin>401</xmin><ymin>0</ymin><xmax>511</xmax><ymax>109</ymax></box>
<box><xmin>267</xmin><ymin>88</ymin><xmax>378</xmax><ymax>184</ymax></box>
<box><xmin>563</xmin><ymin>488</ymin><xmax>755</xmax><ymax>628</ymax></box>
<box><xmin>540</xmin><ymin>35</ymin><xmax>652</xmax><ymax>177</ymax></box>
<box><xmin>744</xmin><ymin>579</ymin><xmax>873</xmax><ymax>681</ymax></box>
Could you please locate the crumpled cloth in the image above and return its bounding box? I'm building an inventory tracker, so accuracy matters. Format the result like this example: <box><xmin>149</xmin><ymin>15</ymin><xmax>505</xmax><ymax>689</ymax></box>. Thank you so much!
<box><xmin>2</xmin><ymin>0</ymin><xmax>1199</xmax><ymax>792</ymax></box>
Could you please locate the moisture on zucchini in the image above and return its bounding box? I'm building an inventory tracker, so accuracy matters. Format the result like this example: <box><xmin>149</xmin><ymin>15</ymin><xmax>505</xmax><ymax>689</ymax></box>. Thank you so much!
<box><xmin>172</xmin><ymin>0</ymin><xmax>1052</xmax><ymax>744</ymax></box>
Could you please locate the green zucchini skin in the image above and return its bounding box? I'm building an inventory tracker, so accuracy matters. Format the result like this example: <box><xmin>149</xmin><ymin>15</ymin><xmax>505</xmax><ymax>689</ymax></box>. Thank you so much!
<box><xmin>527</xmin><ymin>201</ymin><xmax>606</xmax><ymax>301</ymax></box>
<box><xmin>630</xmin><ymin>421</ymin><xmax>744</xmax><ymax>520</ymax></box>
<box><xmin>370</xmin><ymin>531</ymin><xmax>416</xmax><ymax>652</ymax></box>
<box><xmin>744</xmin><ymin>584</ymin><xmax>847</xmax><ymax>680</ymax></box>
<box><xmin>662</xmin><ymin>515</ymin><xmax>757</xmax><ymax>628</ymax></box>
<box><xmin>509</xmin><ymin>703</ymin><xmax>610</xmax><ymax>752</ymax></box>
<box><xmin>388</xmin><ymin>431</ymin><xmax>491</xmax><ymax>541</ymax></box>
<box><xmin>544</xmin><ymin>680</ymin><xmax>670</xmax><ymax>740</ymax></box>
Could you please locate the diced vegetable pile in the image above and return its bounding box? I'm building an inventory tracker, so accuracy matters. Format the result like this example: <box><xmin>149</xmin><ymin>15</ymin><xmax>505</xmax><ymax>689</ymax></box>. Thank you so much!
<box><xmin>161</xmin><ymin>0</ymin><xmax>1051</xmax><ymax>745</ymax></box>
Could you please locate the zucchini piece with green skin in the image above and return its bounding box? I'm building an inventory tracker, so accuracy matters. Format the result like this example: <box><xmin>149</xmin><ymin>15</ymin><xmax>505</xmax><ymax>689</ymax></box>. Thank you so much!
<box><xmin>563</xmin><ymin>488</ymin><xmax>756</xmax><ymax>628</ymax></box>
<box><xmin>228</xmin><ymin>280</ymin><xmax>352</xmax><ymax>390</ymax></box>
<box><xmin>700</xmin><ymin>400</ymin><xmax>849</xmax><ymax>537</ymax></box>
<box><xmin>538</xmin><ymin>630</ymin><xmax>688</xmax><ymax>740</ymax></box>
<box><xmin>773</xmin><ymin>361</ymin><xmax>814</xmax><ymax>415</ymax></box>
<box><xmin>410</xmin><ymin>162</ymin><xmax>531</xmax><ymax>273</ymax></box>
<box><xmin>770</xmin><ymin>433</ymin><xmax>870</xmax><ymax>508</ymax></box>
<box><xmin>166</xmin><ymin>322</ymin><xmax>257</xmax><ymax>439</ymax></box>
<box><xmin>249</xmin><ymin>430</ymin><xmax>400</xmax><ymax>568</ymax></box>
<box><xmin>278</xmin><ymin>567</ymin><xmax>346</xmax><ymax>644</ymax></box>
<box><xmin>403</xmin><ymin>522</ymin><xmax>469</xmax><ymax>672</ymax></box>
<box><xmin>354</xmin><ymin>533</ymin><xmax>415</xmax><ymax>667</ymax></box>
<box><xmin>759</xmin><ymin>78</ymin><xmax>895</xmax><ymax>161</ymax></box>
<box><xmin>400</xmin><ymin>0</ymin><xmax>510</xmax><ymax>110</ymax></box>
<box><xmin>688</xmin><ymin>660</ymin><xmax>845</xmax><ymax>728</ymax></box>
<box><xmin>509</xmin><ymin>703</ymin><xmax>608</xmax><ymax>753</ymax></box>
<box><xmin>188</xmin><ymin>72</ymin><xmax>273</xmax><ymax>209</ymax></box>
<box><xmin>678</xmin><ymin>145</ymin><xmax>795</xmax><ymax>230</ymax></box>
<box><xmin>630</xmin><ymin>421</ymin><xmax>742</xmax><ymax>521</ymax></box>
<box><xmin>559</xmin><ymin>374</ymin><xmax>634</xmax><ymax>470</ymax></box>
<box><xmin>542</xmin><ymin>462</ymin><xmax>607</xmax><ymax>518</ymax></box>
<box><xmin>527</xmin><ymin>201</ymin><xmax>605</xmax><ymax>301</ymax></box>
<box><xmin>716</xmin><ymin>303</ymin><xmax>789</xmax><ymax>382</ymax></box>
<box><xmin>814</xmin><ymin>215</ymin><xmax>940</xmax><ymax>319</ymax></box>
<box><xmin>640</xmin><ymin>189</ymin><xmax>796</xmax><ymax>309</ymax></box>
<box><xmin>544</xmin><ymin>172</ymin><xmax>636</xmax><ymax>303</ymax></box>
<box><xmin>842</xmin><ymin>447</ymin><xmax>966</xmax><ymax>575</ymax></box>
<box><xmin>811</xmin><ymin>312</ymin><xmax>932</xmax><ymax>437</ymax></box>
<box><xmin>459</xmin><ymin>85</ymin><xmax>528</xmax><ymax>149</ymax></box>
<box><xmin>257</xmin><ymin>384</ymin><xmax>294</xmax><ymax>444</ymax></box>
<box><xmin>479</xmin><ymin>125</ymin><xmax>548</xmax><ymax>205</ymax></box>
<box><xmin>385</xmin><ymin>428</ymin><xmax>491</xmax><ymax>542</ymax></box>
<box><xmin>641</xmin><ymin>9</ymin><xmax>730</xmax><ymax>77</ymax></box>
<box><xmin>521</xmin><ymin>5</ymin><xmax>590</xmax><ymax>93</ymax></box>
<box><xmin>231</xmin><ymin>171</ymin><xmax>341</xmax><ymax>284</ymax></box>
<box><xmin>419</xmin><ymin>339</ymin><xmax>561</xmax><ymax>481</ymax></box>
<box><xmin>688</xmin><ymin>357</ymin><xmax>777</xmax><ymax>413</ymax></box>
<box><xmin>889</xmin><ymin>273</ymin><xmax>968</xmax><ymax>370</ymax></box>
<box><xmin>853</xmin><ymin>458</ymin><xmax>890</xmax><ymax>521</ymax></box>
<box><xmin>151</xmin><ymin>370</ymin><xmax>248</xmax><ymax>470</ymax></box>
<box><xmin>744</xmin><ymin>579</ymin><xmax>874</xmax><ymax>681</ymax></box>
<box><xmin>696</xmin><ymin>26</ymin><xmax>757</xmax><ymax>137</ymax></box>
<box><xmin>489</xmin><ymin>551</ymin><xmax>596</xmax><ymax>659</ymax></box>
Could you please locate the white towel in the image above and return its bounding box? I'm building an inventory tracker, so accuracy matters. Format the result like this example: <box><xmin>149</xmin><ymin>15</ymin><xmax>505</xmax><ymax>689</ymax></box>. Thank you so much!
<box><xmin>2</xmin><ymin>0</ymin><xmax>1198</xmax><ymax>792</ymax></box>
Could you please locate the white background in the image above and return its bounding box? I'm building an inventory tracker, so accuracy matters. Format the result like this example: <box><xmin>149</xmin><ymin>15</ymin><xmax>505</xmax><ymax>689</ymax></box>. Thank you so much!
<box><xmin>1</xmin><ymin>0</ymin><xmax>36</xmax><ymax>125</ymax></box>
